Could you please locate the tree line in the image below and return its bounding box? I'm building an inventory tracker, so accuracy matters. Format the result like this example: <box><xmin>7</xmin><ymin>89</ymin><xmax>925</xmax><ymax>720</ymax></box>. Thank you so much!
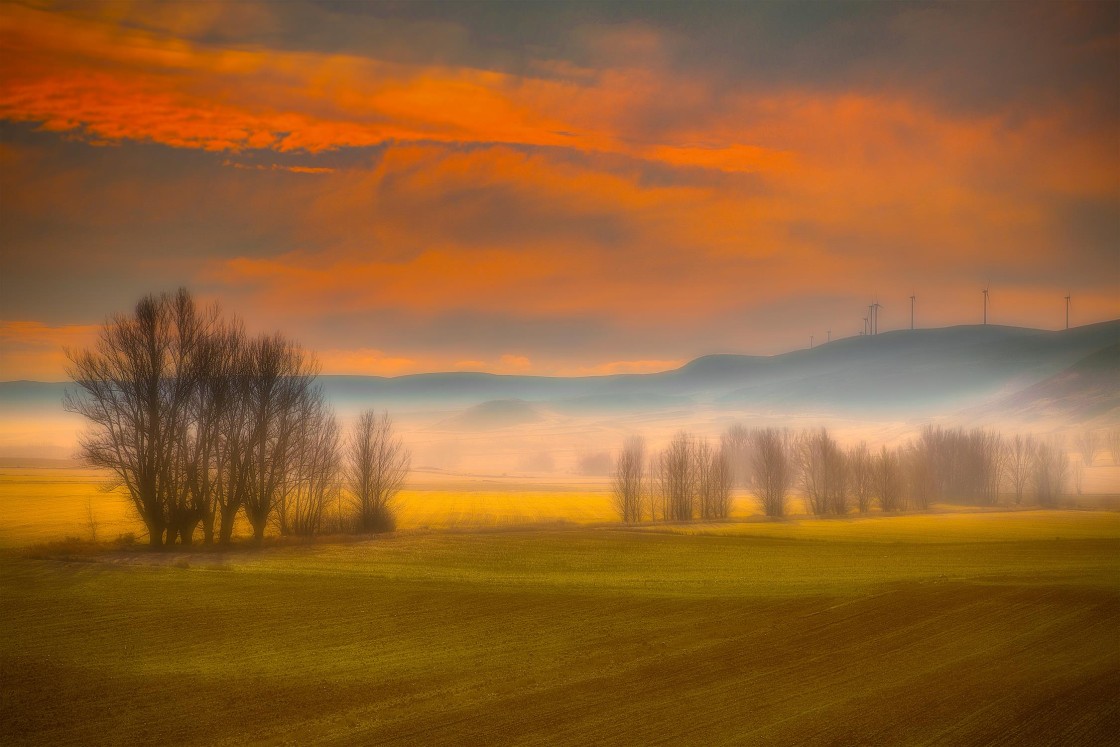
<box><xmin>65</xmin><ymin>290</ymin><xmax>410</xmax><ymax>548</ymax></box>
<box><xmin>612</xmin><ymin>423</ymin><xmax>1101</xmax><ymax>523</ymax></box>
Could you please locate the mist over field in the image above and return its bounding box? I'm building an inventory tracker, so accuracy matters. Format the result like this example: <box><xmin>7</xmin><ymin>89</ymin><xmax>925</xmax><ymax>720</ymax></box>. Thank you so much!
<box><xmin>4</xmin><ymin>320</ymin><xmax>1117</xmax><ymax>474</ymax></box>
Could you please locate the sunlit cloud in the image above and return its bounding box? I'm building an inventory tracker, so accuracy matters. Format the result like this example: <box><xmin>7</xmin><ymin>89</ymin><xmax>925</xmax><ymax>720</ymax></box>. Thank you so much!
<box><xmin>0</xmin><ymin>321</ymin><xmax>100</xmax><ymax>380</ymax></box>
<box><xmin>498</xmin><ymin>354</ymin><xmax>533</xmax><ymax>373</ymax></box>
<box><xmin>314</xmin><ymin>348</ymin><xmax>418</xmax><ymax>377</ymax></box>
<box><xmin>0</xmin><ymin>1</ymin><xmax>1116</xmax><ymax>380</ymax></box>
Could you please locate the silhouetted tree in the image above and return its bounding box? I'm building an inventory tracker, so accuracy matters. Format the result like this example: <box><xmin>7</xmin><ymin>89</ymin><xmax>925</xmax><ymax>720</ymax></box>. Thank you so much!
<box><xmin>66</xmin><ymin>290</ymin><xmax>343</xmax><ymax>547</ymax></box>
<box><xmin>241</xmin><ymin>334</ymin><xmax>319</xmax><ymax>544</ymax></box>
<box><xmin>658</xmin><ymin>431</ymin><xmax>696</xmax><ymax>521</ymax></box>
<box><xmin>65</xmin><ymin>289</ymin><xmax>211</xmax><ymax>549</ymax></box>
<box><xmin>182</xmin><ymin>319</ymin><xmax>243</xmax><ymax>545</ymax></box>
<box><xmin>278</xmin><ymin>391</ymin><xmax>341</xmax><ymax>536</ymax></box>
<box><xmin>612</xmin><ymin>436</ymin><xmax>645</xmax><ymax>523</ymax></box>
<box><xmin>751</xmin><ymin>428</ymin><xmax>792</xmax><ymax>518</ymax></box>
<box><xmin>347</xmin><ymin>410</ymin><xmax>410</xmax><ymax>533</ymax></box>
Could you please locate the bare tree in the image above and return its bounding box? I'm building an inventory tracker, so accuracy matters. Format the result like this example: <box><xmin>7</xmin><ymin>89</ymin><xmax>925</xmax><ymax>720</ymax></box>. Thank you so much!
<box><xmin>1074</xmin><ymin>430</ymin><xmax>1099</xmax><ymax>467</ymax></box>
<box><xmin>874</xmin><ymin>446</ymin><xmax>904</xmax><ymax>512</ymax></box>
<box><xmin>914</xmin><ymin>425</ymin><xmax>1003</xmax><ymax>505</ymax></box>
<box><xmin>215</xmin><ymin>354</ymin><xmax>253</xmax><ymax>545</ymax></box>
<box><xmin>65</xmin><ymin>289</ymin><xmax>209</xmax><ymax>549</ymax></box>
<box><xmin>347</xmin><ymin>410</ymin><xmax>411</xmax><ymax>533</ymax></box>
<box><xmin>658</xmin><ymin>431</ymin><xmax>696</xmax><ymax>521</ymax></box>
<box><xmin>751</xmin><ymin>428</ymin><xmax>792</xmax><ymax>518</ymax></box>
<box><xmin>721</xmin><ymin>423</ymin><xmax>753</xmax><ymax>489</ymax></box>
<box><xmin>797</xmin><ymin>428</ymin><xmax>847</xmax><ymax>515</ymax></box>
<box><xmin>645</xmin><ymin>456</ymin><xmax>660</xmax><ymax>522</ymax></box>
<box><xmin>612</xmin><ymin>436</ymin><xmax>645</xmax><ymax>523</ymax></box>
<box><xmin>84</xmin><ymin>497</ymin><xmax>99</xmax><ymax>542</ymax></box>
<box><xmin>1072</xmin><ymin>459</ymin><xmax>1084</xmax><ymax>496</ymax></box>
<box><xmin>180</xmin><ymin>318</ymin><xmax>243</xmax><ymax>545</ymax></box>
<box><xmin>1033</xmin><ymin>437</ymin><xmax>1069</xmax><ymax>508</ymax></box>
<box><xmin>278</xmin><ymin>391</ymin><xmax>341</xmax><ymax>536</ymax></box>
<box><xmin>903</xmin><ymin>442</ymin><xmax>935</xmax><ymax>511</ymax></box>
<box><xmin>697</xmin><ymin>440</ymin><xmax>733</xmax><ymax>520</ymax></box>
<box><xmin>1004</xmin><ymin>434</ymin><xmax>1034</xmax><ymax>506</ymax></box>
<box><xmin>973</xmin><ymin>429</ymin><xmax>1005</xmax><ymax>506</ymax></box>
<box><xmin>847</xmin><ymin>442</ymin><xmax>875</xmax><ymax>513</ymax></box>
<box><xmin>240</xmin><ymin>334</ymin><xmax>319</xmax><ymax>544</ymax></box>
<box><xmin>694</xmin><ymin>439</ymin><xmax>714</xmax><ymax>519</ymax></box>
<box><xmin>64</xmin><ymin>289</ymin><xmax>347</xmax><ymax>547</ymax></box>
<box><xmin>1108</xmin><ymin>429</ymin><xmax>1120</xmax><ymax>466</ymax></box>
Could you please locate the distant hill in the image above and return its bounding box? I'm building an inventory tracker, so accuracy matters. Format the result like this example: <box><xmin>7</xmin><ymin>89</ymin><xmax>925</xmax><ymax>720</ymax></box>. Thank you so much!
<box><xmin>3</xmin><ymin>320</ymin><xmax>1117</xmax><ymax>423</ymax></box>
<box><xmin>977</xmin><ymin>344</ymin><xmax>1120</xmax><ymax>424</ymax></box>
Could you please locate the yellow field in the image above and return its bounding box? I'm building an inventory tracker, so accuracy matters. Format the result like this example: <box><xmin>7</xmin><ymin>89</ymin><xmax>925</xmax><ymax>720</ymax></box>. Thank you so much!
<box><xmin>637</xmin><ymin>509</ymin><xmax>1120</xmax><ymax>543</ymax></box>
<box><xmin>0</xmin><ymin>467</ymin><xmax>136</xmax><ymax>547</ymax></box>
<box><xmin>0</xmin><ymin>467</ymin><xmax>623</xmax><ymax>547</ymax></box>
<box><xmin>3</xmin><ymin>464</ymin><xmax>1119</xmax><ymax>744</ymax></box>
<box><xmin>3</xmin><ymin>465</ymin><xmax>1119</xmax><ymax>548</ymax></box>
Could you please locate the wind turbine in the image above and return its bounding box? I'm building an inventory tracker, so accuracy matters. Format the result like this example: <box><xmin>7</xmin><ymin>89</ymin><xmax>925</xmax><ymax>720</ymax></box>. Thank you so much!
<box><xmin>810</xmin><ymin>334</ymin><xmax>814</xmax><ymax>349</ymax></box>
<box><xmin>861</xmin><ymin>316</ymin><xmax>868</xmax><ymax>336</ymax></box>
<box><xmin>982</xmin><ymin>281</ymin><xmax>990</xmax><ymax>325</ymax></box>
<box><xmin>826</xmin><ymin>329</ymin><xmax>831</xmax><ymax>343</ymax></box>
<box><xmin>909</xmin><ymin>292</ymin><xmax>916</xmax><ymax>330</ymax></box>
<box><xmin>1064</xmin><ymin>291</ymin><xmax>1071</xmax><ymax>330</ymax></box>
<box><xmin>871</xmin><ymin>300</ymin><xmax>882</xmax><ymax>335</ymax></box>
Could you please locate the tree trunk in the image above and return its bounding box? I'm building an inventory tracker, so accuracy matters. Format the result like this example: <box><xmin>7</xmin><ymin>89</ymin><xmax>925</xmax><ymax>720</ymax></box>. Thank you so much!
<box><xmin>219</xmin><ymin>504</ymin><xmax>238</xmax><ymax>545</ymax></box>
<box><xmin>253</xmin><ymin>521</ymin><xmax>265</xmax><ymax>544</ymax></box>
<box><xmin>147</xmin><ymin>520</ymin><xmax>164</xmax><ymax>549</ymax></box>
<box><xmin>179</xmin><ymin>520</ymin><xmax>195</xmax><ymax>546</ymax></box>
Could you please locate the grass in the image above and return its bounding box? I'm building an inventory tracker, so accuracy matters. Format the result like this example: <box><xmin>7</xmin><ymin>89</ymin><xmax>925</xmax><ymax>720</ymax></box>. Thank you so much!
<box><xmin>2</xmin><ymin>468</ymin><xmax>1119</xmax><ymax>744</ymax></box>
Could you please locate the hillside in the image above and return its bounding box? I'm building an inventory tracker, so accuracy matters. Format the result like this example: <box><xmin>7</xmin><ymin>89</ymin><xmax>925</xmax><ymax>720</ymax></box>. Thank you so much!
<box><xmin>977</xmin><ymin>344</ymin><xmax>1120</xmax><ymax>424</ymax></box>
<box><xmin>2</xmin><ymin>321</ymin><xmax>1117</xmax><ymax>425</ymax></box>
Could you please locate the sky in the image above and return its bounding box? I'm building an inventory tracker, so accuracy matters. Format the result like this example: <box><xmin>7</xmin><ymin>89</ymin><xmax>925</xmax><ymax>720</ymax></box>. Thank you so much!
<box><xmin>1</xmin><ymin>0</ymin><xmax>1118</xmax><ymax>381</ymax></box>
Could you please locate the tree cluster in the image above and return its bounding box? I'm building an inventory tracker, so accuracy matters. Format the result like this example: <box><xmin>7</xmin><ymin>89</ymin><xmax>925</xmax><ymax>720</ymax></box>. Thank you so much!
<box><xmin>611</xmin><ymin>432</ymin><xmax>733</xmax><ymax>523</ymax></box>
<box><xmin>65</xmin><ymin>290</ymin><xmax>409</xmax><ymax>548</ymax></box>
<box><xmin>611</xmin><ymin>422</ymin><xmax>1082</xmax><ymax>523</ymax></box>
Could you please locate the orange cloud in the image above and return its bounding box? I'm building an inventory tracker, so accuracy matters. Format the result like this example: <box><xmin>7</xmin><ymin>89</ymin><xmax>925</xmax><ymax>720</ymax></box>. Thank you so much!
<box><xmin>0</xmin><ymin>321</ymin><xmax>100</xmax><ymax>380</ymax></box>
<box><xmin>313</xmin><ymin>348</ymin><xmax>418</xmax><ymax>376</ymax></box>
<box><xmin>0</xmin><ymin>4</ymin><xmax>789</xmax><ymax>173</ymax></box>
<box><xmin>1</xmin><ymin>3</ymin><xmax>1115</xmax><ymax>378</ymax></box>
<box><xmin>498</xmin><ymin>354</ymin><xmax>533</xmax><ymax>373</ymax></box>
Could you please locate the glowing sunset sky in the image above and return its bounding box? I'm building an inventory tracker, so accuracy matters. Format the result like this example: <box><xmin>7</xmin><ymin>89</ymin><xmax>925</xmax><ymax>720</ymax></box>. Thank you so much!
<box><xmin>1</xmin><ymin>1</ymin><xmax>1117</xmax><ymax>380</ymax></box>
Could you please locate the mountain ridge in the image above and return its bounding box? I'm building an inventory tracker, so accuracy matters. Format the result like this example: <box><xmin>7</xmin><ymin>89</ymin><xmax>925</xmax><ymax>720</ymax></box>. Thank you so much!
<box><xmin>3</xmin><ymin>321</ymin><xmax>1117</xmax><ymax>421</ymax></box>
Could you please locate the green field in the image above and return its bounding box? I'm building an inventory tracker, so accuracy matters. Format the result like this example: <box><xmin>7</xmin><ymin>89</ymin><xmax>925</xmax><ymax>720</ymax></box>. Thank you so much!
<box><xmin>3</xmin><ymin>508</ymin><xmax>1119</xmax><ymax>745</ymax></box>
